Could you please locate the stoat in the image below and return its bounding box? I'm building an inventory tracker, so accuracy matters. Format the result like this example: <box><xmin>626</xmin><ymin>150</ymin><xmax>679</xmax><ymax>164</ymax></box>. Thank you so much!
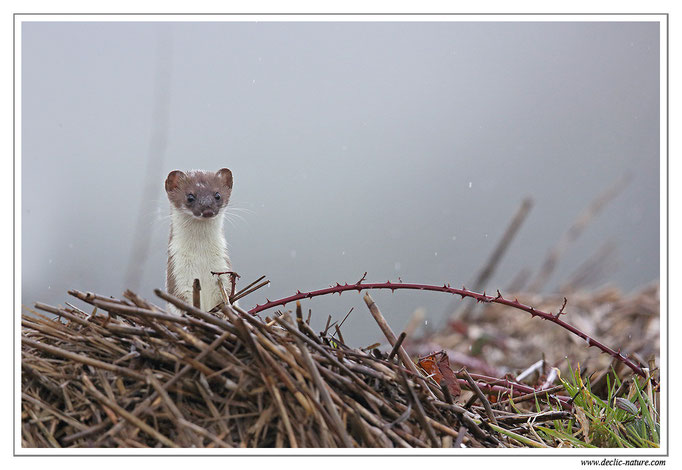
<box><xmin>165</xmin><ymin>168</ymin><xmax>235</xmax><ymax>314</ymax></box>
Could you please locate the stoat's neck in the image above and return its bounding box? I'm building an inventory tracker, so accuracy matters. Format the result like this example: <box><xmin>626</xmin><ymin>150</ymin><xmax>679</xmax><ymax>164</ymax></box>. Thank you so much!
<box><xmin>169</xmin><ymin>208</ymin><xmax>227</xmax><ymax>253</ymax></box>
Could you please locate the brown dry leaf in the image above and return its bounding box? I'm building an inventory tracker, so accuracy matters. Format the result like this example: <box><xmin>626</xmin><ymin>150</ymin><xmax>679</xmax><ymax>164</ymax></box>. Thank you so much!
<box><xmin>417</xmin><ymin>350</ymin><xmax>461</xmax><ymax>399</ymax></box>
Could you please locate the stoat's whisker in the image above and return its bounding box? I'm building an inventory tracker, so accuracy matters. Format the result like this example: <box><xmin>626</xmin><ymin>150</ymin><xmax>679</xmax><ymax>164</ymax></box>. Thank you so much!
<box><xmin>226</xmin><ymin>206</ymin><xmax>255</xmax><ymax>214</ymax></box>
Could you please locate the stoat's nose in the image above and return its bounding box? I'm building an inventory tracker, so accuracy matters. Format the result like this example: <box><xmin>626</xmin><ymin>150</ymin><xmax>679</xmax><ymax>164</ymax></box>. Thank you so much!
<box><xmin>201</xmin><ymin>209</ymin><xmax>216</xmax><ymax>218</ymax></box>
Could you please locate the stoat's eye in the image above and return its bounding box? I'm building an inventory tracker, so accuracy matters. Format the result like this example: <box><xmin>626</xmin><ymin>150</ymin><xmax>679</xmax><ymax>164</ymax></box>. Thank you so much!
<box><xmin>214</xmin><ymin>192</ymin><xmax>221</xmax><ymax>200</ymax></box>
<box><xmin>186</xmin><ymin>193</ymin><xmax>196</xmax><ymax>203</ymax></box>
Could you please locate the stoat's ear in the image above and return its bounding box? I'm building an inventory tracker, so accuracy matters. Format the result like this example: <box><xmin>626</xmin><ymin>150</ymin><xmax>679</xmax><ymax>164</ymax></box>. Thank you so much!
<box><xmin>217</xmin><ymin>168</ymin><xmax>233</xmax><ymax>190</ymax></box>
<box><xmin>165</xmin><ymin>170</ymin><xmax>186</xmax><ymax>193</ymax></box>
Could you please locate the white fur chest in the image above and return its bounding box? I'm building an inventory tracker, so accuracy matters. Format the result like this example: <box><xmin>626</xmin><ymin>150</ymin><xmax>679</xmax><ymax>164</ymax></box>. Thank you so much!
<box><xmin>167</xmin><ymin>209</ymin><xmax>231</xmax><ymax>312</ymax></box>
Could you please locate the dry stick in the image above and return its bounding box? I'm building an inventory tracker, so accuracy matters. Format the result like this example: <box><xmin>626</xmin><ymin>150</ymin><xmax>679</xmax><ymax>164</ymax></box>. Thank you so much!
<box><xmin>454</xmin><ymin>426</ymin><xmax>467</xmax><ymax>448</ymax></box>
<box><xmin>80</xmin><ymin>374</ymin><xmax>178</xmax><ymax>448</ymax></box>
<box><xmin>26</xmin><ymin>407</ymin><xmax>61</xmax><ymax>448</ymax></box>
<box><xmin>195</xmin><ymin>382</ymin><xmax>230</xmax><ymax>439</ymax></box>
<box><xmin>295</xmin><ymin>301</ymin><xmax>321</xmax><ymax>344</ymax></box>
<box><xmin>239</xmin><ymin>318</ymin><xmax>316</xmax><ymax>415</ymax></box>
<box><xmin>123</xmin><ymin>289</ymin><xmax>164</xmax><ymax>312</ymax></box>
<box><xmin>334</xmin><ymin>324</ymin><xmax>345</xmax><ymax>345</ymax></box>
<box><xmin>323</xmin><ymin>315</ymin><xmax>333</xmax><ymax>336</ymax></box>
<box><xmin>22</xmin><ymin>338</ymin><xmax>146</xmax><ymax>381</ymax></box>
<box><xmin>292</xmin><ymin>326</ymin><xmax>354</xmax><ymax>448</ymax></box>
<box><xmin>448</xmin><ymin>197</ymin><xmax>533</xmax><ymax>319</ymax></box>
<box><xmin>215</xmin><ymin>275</ymin><xmax>231</xmax><ymax>306</ymax></box>
<box><xmin>21</xmin><ymin>392</ymin><xmax>88</xmax><ymax>432</ymax></box>
<box><xmin>344</xmin><ymin>403</ymin><xmax>384</xmax><ymax>447</ymax></box>
<box><xmin>328</xmin><ymin>392</ymin><xmax>384</xmax><ymax>447</ymax></box>
<box><xmin>330</xmin><ymin>307</ymin><xmax>354</xmax><ymax>341</ymax></box>
<box><xmin>398</xmin><ymin>370</ymin><xmax>440</xmax><ymax>447</ymax></box>
<box><xmin>363</xmin><ymin>293</ymin><xmax>436</xmax><ymax>399</ymax></box>
<box><xmin>460</xmin><ymin>370</ymin><xmax>498</xmax><ymax>426</ymax></box>
<box><xmin>392</xmin><ymin>400</ymin><xmax>465</xmax><ymax>443</ymax></box>
<box><xmin>392</xmin><ymin>427</ymin><xmax>429</xmax><ymax>449</ymax></box>
<box><xmin>344</xmin><ymin>398</ymin><xmax>412</xmax><ymax>448</ymax></box>
<box><xmin>21</xmin><ymin>317</ymin><xmax>78</xmax><ymax>343</ymax></box>
<box><xmin>193</xmin><ymin>279</ymin><xmax>201</xmax><ymax>309</ymax></box>
<box><xmin>32</xmin><ymin>305</ymin><xmax>154</xmax><ymax>349</ymax></box>
<box><xmin>48</xmin><ymin>296</ymin><xmax>167</xmax><ymax>344</ymax></box>
<box><xmin>527</xmin><ymin>173</ymin><xmax>631</xmax><ymax>293</ymax></box>
<box><xmin>164</xmin><ymin>322</ymin><xmax>233</xmax><ymax>371</ymax></box>
<box><xmin>98</xmin><ymin>329</ymin><xmax>233</xmax><ymax>443</ymax></box>
<box><xmin>272</xmin><ymin>316</ymin><xmax>401</xmax><ymax>422</ymax></box>
<box><xmin>467</xmin><ymin>372</ymin><xmax>566</xmax><ymax>399</ymax></box>
<box><xmin>68</xmin><ymin>289</ymin><xmax>132</xmax><ymax>306</ymax></box>
<box><xmin>154</xmin><ymin>289</ymin><xmax>237</xmax><ymax>335</ymax></box>
<box><xmin>229</xmin><ymin>273</ymin><xmax>239</xmax><ymax>298</ymax></box>
<box><xmin>36</xmin><ymin>301</ymin><xmax>158</xmax><ymax>337</ymax></box>
<box><xmin>62</xmin><ymin>420</ymin><xmax>112</xmax><ymax>445</ymax></box>
<box><xmin>34</xmin><ymin>302</ymin><xmax>89</xmax><ymax>327</ymax></box>
<box><xmin>250</xmin><ymin>281</ymin><xmax>649</xmax><ymax>382</ymax></box>
<box><xmin>432</xmin><ymin>402</ymin><xmax>491</xmax><ymax>443</ymax></box>
<box><xmin>22</xmin><ymin>363</ymin><xmax>64</xmax><ymax>401</ymax></box>
<box><xmin>493</xmin><ymin>384</ymin><xmax>566</xmax><ymax>409</ymax></box>
<box><xmin>234</xmin><ymin>275</ymin><xmax>266</xmax><ymax>298</ymax></box>
<box><xmin>387</xmin><ymin>331</ymin><xmax>407</xmax><ymax>362</ymax></box>
<box><xmin>232</xmin><ymin>279</ymin><xmax>270</xmax><ymax>303</ymax></box>
<box><xmin>258</xmin><ymin>339</ymin><xmax>315</xmax><ymax>415</ymax></box>
<box><xmin>177</xmin><ymin>418</ymin><xmax>232</xmax><ymax>448</ymax></box>
<box><xmin>247</xmin><ymin>323</ymin><xmax>312</xmax><ymax>382</ymax></box>
<box><xmin>91</xmin><ymin>299</ymin><xmax>194</xmax><ymax>325</ymax></box>
<box><xmin>261</xmin><ymin>372</ymin><xmax>298</xmax><ymax>448</ymax></box>
<box><xmin>218</xmin><ymin>306</ymin><xmax>299</xmax><ymax>447</ymax></box>
<box><xmin>147</xmin><ymin>371</ymin><xmax>193</xmax><ymax>447</ymax></box>
<box><xmin>149</xmin><ymin>373</ymin><xmax>231</xmax><ymax>447</ymax></box>
<box><xmin>439</xmin><ymin>381</ymin><xmax>454</xmax><ymax>405</ymax></box>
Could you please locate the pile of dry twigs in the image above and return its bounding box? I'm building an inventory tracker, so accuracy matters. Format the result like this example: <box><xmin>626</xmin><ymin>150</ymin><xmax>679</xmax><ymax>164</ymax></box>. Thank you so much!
<box><xmin>22</xmin><ymin>281</ymin><xmax>584</xmax><ymax>449</ymax></box>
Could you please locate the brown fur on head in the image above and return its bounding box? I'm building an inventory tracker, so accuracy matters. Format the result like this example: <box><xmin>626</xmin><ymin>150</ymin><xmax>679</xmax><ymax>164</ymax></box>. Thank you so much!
<box><xmin>165</xmin><ymin>168</ymin><xmax>233</xmax><ymax>219</ymax></box>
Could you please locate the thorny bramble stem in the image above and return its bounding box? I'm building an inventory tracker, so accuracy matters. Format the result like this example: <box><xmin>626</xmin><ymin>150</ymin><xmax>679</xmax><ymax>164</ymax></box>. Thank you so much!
<box><xmin>248</xmin><ymin>280</ymin><xmax>652</xmax><ymax>382</ymax></box>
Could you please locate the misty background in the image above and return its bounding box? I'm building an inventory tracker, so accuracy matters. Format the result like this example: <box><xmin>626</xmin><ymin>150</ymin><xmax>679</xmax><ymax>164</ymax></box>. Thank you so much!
<box><xmin>21</xmin><ymin>21</ymin><xmax>660</xmax><ymax>347</ymax></box>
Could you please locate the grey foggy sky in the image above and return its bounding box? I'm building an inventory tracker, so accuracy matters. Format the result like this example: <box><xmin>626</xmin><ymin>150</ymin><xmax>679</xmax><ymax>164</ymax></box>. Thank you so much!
<box><xmin>21</xmin><ymin>20</ymin><xmax>660</xmax><ymax>346</ymax></box>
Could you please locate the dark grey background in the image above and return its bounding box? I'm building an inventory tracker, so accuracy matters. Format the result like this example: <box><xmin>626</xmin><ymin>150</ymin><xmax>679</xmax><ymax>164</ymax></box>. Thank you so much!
<box><xmin>22</xmin><ymin>21</ymin><xmax>660</xmax><ymax>346</ymax></box>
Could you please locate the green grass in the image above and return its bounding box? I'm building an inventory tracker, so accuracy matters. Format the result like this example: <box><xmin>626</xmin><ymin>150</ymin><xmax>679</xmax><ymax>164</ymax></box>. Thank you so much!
<box><xmin>535</xmin><ymin>363</ymin><xmax>659</xmax><ymax>448</ymax></box>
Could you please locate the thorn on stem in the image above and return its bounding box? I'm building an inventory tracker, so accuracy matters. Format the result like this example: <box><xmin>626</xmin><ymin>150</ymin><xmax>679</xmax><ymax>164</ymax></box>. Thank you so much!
<box><xmin>554</xmin><ymin>297</ymin><xmax>568</xmax><ymax>318</ymax></box>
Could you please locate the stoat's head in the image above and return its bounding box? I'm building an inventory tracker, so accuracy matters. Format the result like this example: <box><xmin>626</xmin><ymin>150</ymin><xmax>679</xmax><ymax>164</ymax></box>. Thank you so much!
<box><xmin>165</xmin><ymin>168</ymin><xmax>233</xmax><ymax>219</ymax></box>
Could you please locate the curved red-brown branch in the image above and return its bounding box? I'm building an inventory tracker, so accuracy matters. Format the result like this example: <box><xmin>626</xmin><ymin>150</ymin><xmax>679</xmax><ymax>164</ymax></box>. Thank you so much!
<box><xmin>248</xmin><ymin>280</ymin><xmax>650</xmax><ymax>381</ymax></box>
